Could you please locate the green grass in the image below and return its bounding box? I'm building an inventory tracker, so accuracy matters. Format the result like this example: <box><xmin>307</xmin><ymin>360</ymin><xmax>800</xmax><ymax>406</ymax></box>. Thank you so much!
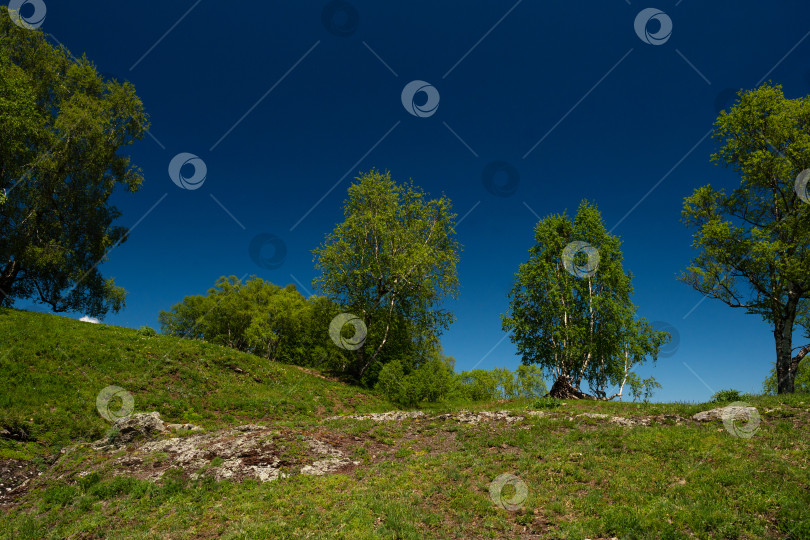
<box><xmin>1</xmin><ymin>307</ymin><xmax>809</xmax><ymax>539</ymax></box>
<box><xmin>0</xmin><ymin>307</ymin><xmax>391</xmax><ymax>459</ymax></box>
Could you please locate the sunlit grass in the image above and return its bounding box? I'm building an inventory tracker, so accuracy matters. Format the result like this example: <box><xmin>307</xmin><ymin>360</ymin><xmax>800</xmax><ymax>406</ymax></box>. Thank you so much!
<box><xmin>0</xmin><ymin>307</ymin><xmax>808</xmax><ymax>538</ymax></box>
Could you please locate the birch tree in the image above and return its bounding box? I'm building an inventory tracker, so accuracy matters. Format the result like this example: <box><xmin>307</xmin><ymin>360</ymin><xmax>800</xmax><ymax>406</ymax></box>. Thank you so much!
<box><xmin>312</xmin><ymin>169</ymin><xmax>461</xmax><ymax>385</ymax></box>
<box><xmin>502</xmin><ymin>201</ymin><xmax>668</xmax><ymax>399</ymax></box>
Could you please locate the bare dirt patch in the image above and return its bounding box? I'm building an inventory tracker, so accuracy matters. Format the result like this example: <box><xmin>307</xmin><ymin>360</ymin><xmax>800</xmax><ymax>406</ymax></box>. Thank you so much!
<box><xmin>0</xmin><ymin>458</ymin><xmax>41</xmax><ymax>507</ymax></box>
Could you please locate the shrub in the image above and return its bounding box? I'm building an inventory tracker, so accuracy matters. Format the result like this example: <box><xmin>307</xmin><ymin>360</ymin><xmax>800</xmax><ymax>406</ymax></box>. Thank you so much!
<box><xmin>532</xmin><ymin>397</ymin><xmax>563</xmax><ymax>409</ymax></box>
<box><xmin>451</xmin><ymin>370</ymin><xmax>500</xmax><ymax>401</ymax></box>
<box><xmin>375</xmin><ymin>360</ymin><xmax>408</xmax><ymax>405</ymax></box>
<box><xmin>375</xmin><ymin>357</ymin><xmax>455</xmax><ymax>406</ymax></box>
<box><xmin>711</xmin><ymin>389</ymin><xmax>743</xmax><ymax>403</ymax></box>
<box><xmin>515</xmin><ymin>364</ymin><xmax>547</xmax><ymax>399</ymax></box>
<box><xmin>138</xmin><ymin>326</ymin><xmax>157</xmax><ymax>336</ymax></box>
<box><xmin>408</xmin><ymin>357</ymin><xmax>454</xmax><ymax>402</ymax></box>
<box><xmin>377</xmin><ymin>360</ymin><xmax>549</xmax><ymax>407</ymax></box>
<box><xmin>626</xmin><ymin>373</ymin><xmax>662</xmax><ymax>403</ymax></box>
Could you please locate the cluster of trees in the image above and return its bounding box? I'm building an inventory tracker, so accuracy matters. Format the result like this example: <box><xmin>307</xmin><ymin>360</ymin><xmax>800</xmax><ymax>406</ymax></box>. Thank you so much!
<box><xmin>376</xmin><ymin>360</ymin><xmax>548</xmax><ymax>406</ymax></box>
<box><xmin>157</xmin><ymin>274</ymin><xmax>548</xmax><ymax>404</ymax></box>
<box><xmin>3</xmin><ymin>13</ymin><xmax>808</xmax><ymax>397</ymax></box>
<box><xmin>158</xmin><ymin>276</ymin><xmax>352</xmax><ymax>370</ymax></box>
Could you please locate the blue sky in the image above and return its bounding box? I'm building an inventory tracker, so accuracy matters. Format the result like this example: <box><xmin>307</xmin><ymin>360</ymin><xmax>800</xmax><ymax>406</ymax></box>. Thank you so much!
<box><xmin>13</xmin><ymin>0</ymin><xmax>810</xmax><ymax>402</ymax></box>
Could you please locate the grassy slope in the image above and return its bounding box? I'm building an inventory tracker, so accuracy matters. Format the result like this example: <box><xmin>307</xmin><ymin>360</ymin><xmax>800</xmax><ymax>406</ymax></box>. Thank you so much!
<box><xmin>0</xmin><ymin>307</ymin><xmax>390</xmax><ymax>459</ymax></box>
<box><xmin>1</xmin><ymin>308</ymin><xmax>809</xmax><ymax>539</ymax></box>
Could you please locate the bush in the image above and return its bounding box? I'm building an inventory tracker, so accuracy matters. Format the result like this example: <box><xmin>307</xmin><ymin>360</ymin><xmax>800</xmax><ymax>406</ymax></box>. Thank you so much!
<box><xmin>375</xmin><ymin>357</ymin><xmax>455</xmax><ymax>406</ymax></box>
<box><xmin>532</xmin><ymin>397</ymin><xmax>563</xmax><ymax>409</ymax></box>
<box><xmin>626</xmin><ymin>373</ymin><xmax>662</xmax><ymax>403</ymax></box>
<box><xmin>450</xmin><ymin>366</ymin><xmax>548</xmax><ymax>402</ymax></box>
<box><xmin>711</xmin><ymin>389</ymin><xmax>743</xmax><ymax>403</ymax></box>
<box><xmin>376</xmin><ymin>360</ymin><xmax>550</xmax><ymax>407</ymax></box>
<box><xmin>515</xmin><ymin>365</ymin><xmax>547</xmax><ymax>399</ymax></box>
<box><xmin>375</xmin><ymin>360</ymin><xmax>408</xmax><ymax>405</ymax></box>
<box><xmin>408</xmin><ymin>357</ymin><xmax>454</xmax><ymax>402</ymax></box>
<box><xmin>138</xmin><ymin>326</ymin><xmax>157</xmax><ymax>337</ymax></box>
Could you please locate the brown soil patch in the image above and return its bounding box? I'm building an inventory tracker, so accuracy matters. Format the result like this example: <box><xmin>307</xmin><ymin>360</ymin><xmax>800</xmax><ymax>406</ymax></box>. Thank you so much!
<box><xmin>0</xmin><ymin>458</ymin><xmax>41</xmax><ymax>507</ymax></box>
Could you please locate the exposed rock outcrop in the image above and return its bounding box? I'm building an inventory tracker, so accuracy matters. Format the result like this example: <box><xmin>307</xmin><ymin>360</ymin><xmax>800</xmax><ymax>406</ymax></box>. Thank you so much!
<box><xmin>692</xmin><ymin>405</ymin><xmax>758</xmax><ymax>422</ymax></box>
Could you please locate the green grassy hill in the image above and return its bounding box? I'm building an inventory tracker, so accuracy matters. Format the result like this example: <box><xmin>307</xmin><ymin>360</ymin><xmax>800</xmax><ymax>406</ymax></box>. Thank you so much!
<box><xmin>1</xmin><ymin>308</ymin><xmax>808</xmax><ymax>539</ymax></box>
<box><xmin>0</xmin><ymin>307</ymin><xmax>390</xmax><ymax>459</ymax></box>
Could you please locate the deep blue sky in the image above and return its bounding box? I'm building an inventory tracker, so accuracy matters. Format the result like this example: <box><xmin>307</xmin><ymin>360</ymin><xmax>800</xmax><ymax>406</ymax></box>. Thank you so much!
<box><xmin>14</xmin><ymin>1</ymin><xmax>810</xmax><ymax>402</ymax></box>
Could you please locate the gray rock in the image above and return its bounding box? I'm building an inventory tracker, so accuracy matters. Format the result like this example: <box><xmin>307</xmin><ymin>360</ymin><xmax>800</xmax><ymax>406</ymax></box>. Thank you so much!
<box><xmin>166</xmin><ymin>423</ymin><xmax>204</xmax><ymax>433</ymax></box>
<box><xmin>301</xmin><ymin>458</ymin><xmax>355</xmax><ymax>476</ymax></box>
<box><xmin>326</xmin><ymin>411</ymin><xmax>425</xmax><ymax>421</ymax></box>
<box><xmin>102</xmin><ymin>412</ymin><xmax>167</xmax><ymax>446</ymax></box>
<box><xmin>692</xmin><ymin>405</ymin><xmax>758</xmax><ymax>422</ymax></box>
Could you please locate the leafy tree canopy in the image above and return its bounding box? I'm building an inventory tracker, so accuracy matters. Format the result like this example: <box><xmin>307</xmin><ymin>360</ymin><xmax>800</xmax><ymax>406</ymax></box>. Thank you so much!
<box><xmin>502</xmin><ymin>200</ymin><xmax>667</xmax><ymax>400</ymax></box>
<box><xmin>0</xmin><ymin>9</ymin><xmax>148</xmax><ymax>317</ymax></box>
<box><xmin>312</xmin><ymin>169</ymin><xmax>461</xmax><ymax>385</ymax></box>
<box><xmin>680</xmin><ymin>83</ymin><xmax>810</xmax><ymax>393</ymax></box>
<box><xmin>159</xmin><ymin>275</ymin><xmax>352</xmax><ymax>370</ymax></box>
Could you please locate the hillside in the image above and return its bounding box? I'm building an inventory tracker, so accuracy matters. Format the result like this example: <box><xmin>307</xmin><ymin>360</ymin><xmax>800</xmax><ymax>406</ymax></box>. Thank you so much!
<box><xmin>0</xmin><ymin>308</ymin><xmax>390</xmax><ymax>459</ymax></box>
<box><xmin>0</xmin><ymin>308</ymin><xmax>809</xmax><ymax>539</ymax></box>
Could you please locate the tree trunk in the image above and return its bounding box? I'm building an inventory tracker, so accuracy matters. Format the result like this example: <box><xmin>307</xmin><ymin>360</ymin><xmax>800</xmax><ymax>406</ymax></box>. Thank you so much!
<box><xmin>0</xmin><ymin>259</ymin><xmax>19</xmax><ymax>305</ymax></box>
<box><xmin>546</xmin><ymin>374</ymin><xmax>595</xmax><ymax>400</ymax></box>
<box><xmin>790</xmin><ymin>345</ymin><xmax>810</xmax><ymax>383</ymax></box>
<box><xmin>775</xmin><ymin>296</ymin><xmax>798</xmax><ymax>394</ymax></box>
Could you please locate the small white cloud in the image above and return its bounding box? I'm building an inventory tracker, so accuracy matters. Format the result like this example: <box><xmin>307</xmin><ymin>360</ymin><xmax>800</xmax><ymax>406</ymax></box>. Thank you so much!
<box><xmin>80</xmin><ymin>316</ymin><xmax>100</xmax><ymax>324</ymax></box>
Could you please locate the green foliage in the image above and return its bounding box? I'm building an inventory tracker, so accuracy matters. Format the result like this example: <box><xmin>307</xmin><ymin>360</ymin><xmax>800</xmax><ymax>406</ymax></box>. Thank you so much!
<box><xmin>449</xmin><ymin>365</ymin><xmax>548</xmax><ymax>402</ymax></box>
<box><xmin>158</xmin><ymin>276</ymin><xmax>351</xmax><ymax>371</ymax></box>
<box><xmin>375</xmin><ymin>355</ymin><xmax>548</xmax><ymax>406</ymax></box>
<box><xmin>312</xmin><ymin>169</ymin><xmax>461</xmax><ymax>384</ymax></box>
<box><xmin>0</xmin><ymin>9</ymin><xmax>148</xmax><ymax>317</ymax></box>
<box><xmin>627</xmin><ymin>374</ymin><xmax>662</xmax><ymax>403</ymax></box>
<box><xmin>680</xmin><ymin>83</ymin><xmax>810</xmax><ymax>393</ymax></box>
<box><xmin>711</xmin><ymin>389</ymin><xmax>744</xmax><ymax>403</ymax></box>
<box><xmin>514</xmin><ymin>364</ymin><xmax>548</xmax><ymax>399</ymax></box>
<box><xmin>452</xmin><ymin>369</ymin><xmax>501</xmax><ymax>401</ymax></box>
<box><xmin>137</xmin><ymin>326</ymin><xmax>156</xmax><ymax>337</ymax></box>
<box><xmin>532</xmin><ymin>397</ymin><xmax>563</xmax><ymax>409</ymax></box>
<box><xmin>375</xmin><ymin>351</ymin><xmax>456</xmax><ymax>406</ymax></box>
<box><xmin>502</xmin><ymin>200</ymin><xmax>668</xmax><ymax>399</ymax></box>
<box><xmin>375</xmin><ymin>359</ymin><xmax>407</xmax><ymax>404</ymax></box>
